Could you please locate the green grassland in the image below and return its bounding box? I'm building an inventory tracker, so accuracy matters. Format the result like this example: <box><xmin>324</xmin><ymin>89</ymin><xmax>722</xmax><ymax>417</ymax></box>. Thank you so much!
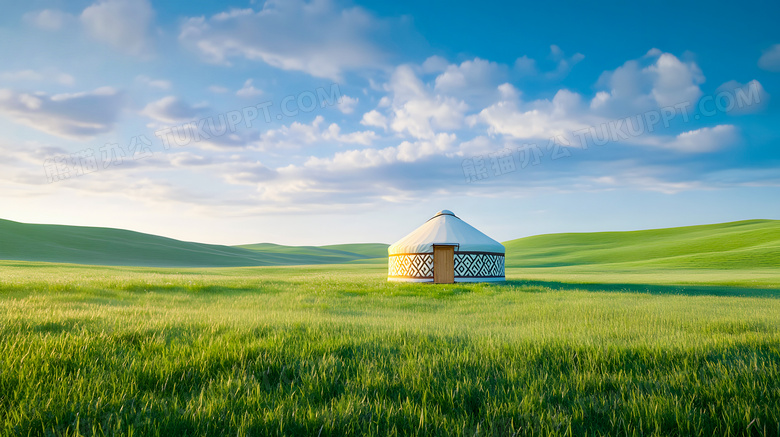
<box><xmin>0</xmin><ymin>218</ymin><xmax>387</xmax><ymax>267</ymax></box>
<box><xmin>504</xmin><ymin>219</ymin><xmax>780</xmax><ymax>270</ymax></box>
<box><xmin>237</xmin><ymin>243</ymin><xmax>390</xmax><ymax>265</ymax></box>
<box><xmin>2</xmin><ymin>217</ymin><xmax>779</xmax><ymax>271</ymax></box>
<box><xmin>1</xmin><ymin>219</ymin><xmax>780</xmax><ymax>435</ymax></box>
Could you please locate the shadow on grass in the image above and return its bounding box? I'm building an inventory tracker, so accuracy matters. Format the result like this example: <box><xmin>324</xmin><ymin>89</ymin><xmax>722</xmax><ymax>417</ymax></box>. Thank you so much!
<box><xmin>501</xmin><ymin>279</ymin><xmax>780</xmax><ymax>299</ymax></box>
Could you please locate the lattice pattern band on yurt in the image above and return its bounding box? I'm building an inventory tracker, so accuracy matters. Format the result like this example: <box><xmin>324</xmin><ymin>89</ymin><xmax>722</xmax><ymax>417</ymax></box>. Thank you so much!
<box><xmin>388</xmin><ymin>252</ymin><xmax>505</xmax><ymax>279</ymax></box>
<box><xmin>454</xmin><ymin>252</ymin><xmax>505</xmax><ymax>278</ymax></box>
<box><xmin>387</xmin><ymin>253</ymin><xmax>433</xmax><ymax>279</ymax></box>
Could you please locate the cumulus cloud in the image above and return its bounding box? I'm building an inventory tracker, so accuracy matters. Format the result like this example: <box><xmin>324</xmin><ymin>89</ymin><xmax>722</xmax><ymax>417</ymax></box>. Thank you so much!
<box><xmin>758</xmin><ymin>44</ymin><xmax>780</xmax><ymax>72</ymax></box>
<box><xmin>236</xmin><ymin>79</ymin><xmax>263</xmax><ymax>98</ymax></box>
<box><xmin>321</xmin><ymin>122</ymin><xmax>377</xmax><ymax>145</ymax></box>
<box><xmin>361</xmin><ymin>109</ymin><xmax>388</xmax><ymax>130</ymax></box>
<box><xmin>646</xmin><ymin>53</ymin><xmax>704</xmax><ymax>107</ymax></box>
<box><xmin>336</xmin><ymin>95</ymin><xmax>358</xmax><ymax>114</ymax></box>
<box><xmin>80</xmin><ymin>0</ymin><xmax>155</xmax><ymax>56</ymax></box>
<box><xmin>304</xmin><ymin>133</ymin><xmax>457</xmax><ymax>170</ymax></box>
<box><xmin>468</xmin><ymin>84</ymin><xmax>593</xmax><ymax>141</ymax></box>
<box><xmin>434</xmin><ymin>58</ymin><xmax>505</xmax><ymax>91</ymax></box>
<box><xmin>255</xmin><ymin>115</ymin><xmax>377</xmax><ymax>150</ymax></box>
<box><xmin>141</xmin><ymin>96</ymin><xmax>209</xmax><ymax>123</ymax></box>
<box><xmin>378</xmin><ymin>65</ymin><xmax>468</xmax><ymax>139</ymax></box>
<box><xmin>363</xmin><ymin>54</ymin><xmax>592</xmax><ymax>146</ymax></box>
<box><xmin>222</xmin><ymin>134</ymin><xmax>462</xmax><ymax>207</ymax></box>
<box><xmin>0</xmin><ymin>87</ymin><xmax>124</xmax><ymax>139</ymax></box>
<box><xmin>433</xmin><ymin>58</ymin><xmax>507</xmax><ymax>104</ymax></box>
<box><xmin>179</xmin><ymin>0</ymin><xmax>396</xmax><ymax>79</ymax></box>
<box><xmin>592</xmin><ymin>51</ymin><xmax>704</xmax><ymax>115</ymax></box>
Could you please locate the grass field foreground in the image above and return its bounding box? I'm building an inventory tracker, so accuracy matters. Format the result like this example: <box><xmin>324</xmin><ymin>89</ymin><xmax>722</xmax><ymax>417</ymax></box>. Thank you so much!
<box><xmin>2</xmin><ymin>262</ymin><xmax>780</xmax><ymax>435</ymax></box>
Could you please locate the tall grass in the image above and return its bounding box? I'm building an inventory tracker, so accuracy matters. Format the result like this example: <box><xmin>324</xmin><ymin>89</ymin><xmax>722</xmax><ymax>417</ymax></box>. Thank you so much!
<box><xmin>1</xmin><ymin>261</ymin><xmax>780</xmax><ymax>435</ymax></box>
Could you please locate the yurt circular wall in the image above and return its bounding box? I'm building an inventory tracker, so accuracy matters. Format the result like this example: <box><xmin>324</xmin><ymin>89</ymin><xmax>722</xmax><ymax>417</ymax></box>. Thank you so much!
<box><xmin>387</xmin><ymin>210</ymin><xmax>505</xmax><ymax>283</ymax></box>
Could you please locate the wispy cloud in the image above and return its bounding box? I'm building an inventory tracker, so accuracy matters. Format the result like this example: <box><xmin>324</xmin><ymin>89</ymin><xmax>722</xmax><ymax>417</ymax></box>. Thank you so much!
<box><xmin>23</xmin><ymin>9</ymin><xmax>75</xmax><ymax>31</ymax></box>
<box><xmin>758</xmin><ymin>44</ymin><xmax>780</xmax><ymax>72</ymax></box>
<box><xmin>178</xmin><ymin>0</ymin><xmax>403</xmax><ymax>79</ymax></box>
<box><xmin>80</xmin><ymin>0</ymin><xmax>156</xmax><ymax>56</ymax></box>
<box><xmin>141</xmin><ymin>96</ymin><xmax>209</xmax><ymax>123</ymax></box>
<box><xmin>0</xmin><ymin>87</ymin><xmax>124</xmax><ymax>139</ymax></box>
<box><xmin>0</xmin><ymin>69</ymin><xmax>75</xmax><ymax>86</ymax></box>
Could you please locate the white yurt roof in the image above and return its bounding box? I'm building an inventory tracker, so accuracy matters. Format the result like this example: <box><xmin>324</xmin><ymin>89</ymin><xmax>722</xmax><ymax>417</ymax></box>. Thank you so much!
<box><xmin>388</xmin><ymin>210</ymin><xmax>505</xmax><ymax>255</ymax></box>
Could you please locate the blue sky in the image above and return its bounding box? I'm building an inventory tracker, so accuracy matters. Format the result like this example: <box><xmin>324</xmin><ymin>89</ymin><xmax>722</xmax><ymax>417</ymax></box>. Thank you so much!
<box><xmin>1</xmin><ymin>0</ymin><xmax>779</xmax><ymax>245</ymax></box>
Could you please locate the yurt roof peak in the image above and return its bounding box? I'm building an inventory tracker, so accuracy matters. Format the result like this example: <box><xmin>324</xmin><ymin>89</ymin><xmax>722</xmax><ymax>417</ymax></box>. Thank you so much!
<box><xmin>388</xmin><ymin>210</ymin><xmax>505</xmax><ymax>255</ymax></box>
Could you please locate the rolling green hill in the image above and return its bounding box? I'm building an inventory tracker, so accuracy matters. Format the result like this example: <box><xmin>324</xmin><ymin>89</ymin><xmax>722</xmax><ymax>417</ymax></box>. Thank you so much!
<box><xmin>504</xmin><ymin>219</ymin><xmax>780</xmax><ymax>269</ymax></box>
<box><xmin>2</xmin><ymin>218</ymin><xmax>778</xmax><ymax>269</ymax></box>
<box><xmin>0</xmin><ymin>219</ymin><xmax>388</xmax><ymax>267</ymax></box>
<box><xmin>236</xmin><ymin>242</ymin><xmax>390</xmax><ymax>265</ymax></box>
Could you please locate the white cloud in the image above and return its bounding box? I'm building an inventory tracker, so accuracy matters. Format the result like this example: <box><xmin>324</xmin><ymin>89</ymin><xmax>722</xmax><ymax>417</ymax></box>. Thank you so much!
<box><xmin>468</xmin><ymin>85</ymin><xmax>592</xmax><ymax>141</ymax></box>
<box><xmin>361</xmin><ymin>109</ymin><xmax>387</xmax><ymax>129</ymax></box>
<box><xmin>758</xmin><ymin>44</ymin><xmax>780</xmax><ymax>72</ymax></box>
<box><xmin>0</xmin><ymin>69</ymin><xmax>75</xmax><ymax>86</ymax></box>
<box><xmin>433</xmin><ymin>58</ymin><xmax>507</xmax><ymax>103</ymax></box>
<box><xmin>179</xmin><ymin>0</ymin><xmax>393</xmax><ymax>79</ymax></box>
<box><xmin>594</xmin><ymin>172</ymin><xmax>704</xmax><ymax>195</ymax></box>
<box><xmin>662</xmin><ymin>125</ymin><xmax>738</xmax><ymax>153</ymax></box>
<box><xmin>510</xmin><ymin>46</ymin><xmax>583</xmax><ymax>79</ymax></box>
<box><xmin>546</xmin><ymin>45</ymin><xmax>585</xmax><ymax>79</ymax></box>
<box><xmin>23</xmin><ymin>9</ymin><xmax>74</xmax><ymax>31</ymax></box>
<box><xmin>236</xmin><ymin>79</ymin><xmax>263</xmax><ymax>98</ymax></box>
<box><xmin>222</xmin><ymin>132</ymin><xmax>462</xmax><ymax>207</ymax></box>
<box><xmin>222</xmin><ymin>161</ymin><xmax>277</xmax><ymax>185</ymax></box>
<box><xmin>336</xmin><ymin>95</ymin><xmax>358</xmax><ymax>114</ymax></box>
<box><xmin>715</xmin><ymin>80</ymin><xmax>769</xmax><ymax>114</ymax></box>
<box><xmin>592</xmin><ymin>51</ymin><xmax>704</xmax><ymax>115</ymax></box>
<box><xmin>382</xmin><ymin>65</ymin><xmax>468</xmax><ymax>139</ymax></box>
<box><xmin>321</xmin><ymin>122</ymin><xmax>377</xmax><ymax>145</ymax></box>
<box><xmin>141</xmin><ymin>96</ymin><xmax>208</xmax><ymax>123</ymax></box>
<box><xmin>0</xmin><ymin>87</ymin><xmax>124</xmax><ymax>139</ymax></box>
<box><xmin>304</xmin><ymin>132</ymin><xmax>457</xmax><ymax>170</ymax></box>
<box><xmin>190</xmin><ymin>132</ymin><xmax>256</xmax><ymax>151</ymax></box>
<box><xmin>255</xmin><ymin>115</ymin><xmax>377</xmax><ymax>150</ymax></box>
<box><xmin>257</xmin><ymin>116</ymin><xmax>327</xmax><ymax>150</ymax></box>
<box><xmin>420</xmin><ymin>56</ymin><xmax>449</xmax><ymax>74</ymax></box>
<box><xmin>456</xmin><ymin>135</ymin><xmax>507</xmax><ymax>157</ymax></box>
<box><xmin>80</xmin><ymin>0</ymin><xmax>155</xmax><ymax>56</ymax></box>
<box><xmin>646</xmin><ymin>53</ymin><xmax>704</xmax><ymax>107</ymax></box>
<box><xmin>514</xmin><ymin>56</ymin><xmax>537</xmax><ymax>76</ymax></box>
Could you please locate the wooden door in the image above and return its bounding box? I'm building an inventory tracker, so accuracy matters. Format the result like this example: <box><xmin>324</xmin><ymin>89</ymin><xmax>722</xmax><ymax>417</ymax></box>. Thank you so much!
<box><xmin>433</xmin><ymin>245</ymin><xmax>455</xmax><ymax>284</ymax></box>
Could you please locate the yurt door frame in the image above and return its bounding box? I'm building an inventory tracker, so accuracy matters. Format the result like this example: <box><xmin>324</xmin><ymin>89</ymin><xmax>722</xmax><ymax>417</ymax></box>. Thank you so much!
<box><xmin>432</xmin><ymin>244</ymin><xmax>458</xmax><ymax>284</ymax></box>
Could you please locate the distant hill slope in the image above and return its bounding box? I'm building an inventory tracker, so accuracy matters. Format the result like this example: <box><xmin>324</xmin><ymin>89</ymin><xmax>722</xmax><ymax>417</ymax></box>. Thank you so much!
<box><xmin>235</xmin><ymin>243</ymin><xmax>390</xmax><ymax>265</ymax></box>
<box><xmin>0</xmin><ymin>219</ymin><xmax>388</xmax><ymax>267</ymax></box>
<box><xmin>2</xmin><ymin>218</ymin><xmax>778</xmax><ymax>269</ymax></box>
<box><xmin>504</xmin><ymin>219</ymin><xmax>780</xmax><ymax>269</ymax></box>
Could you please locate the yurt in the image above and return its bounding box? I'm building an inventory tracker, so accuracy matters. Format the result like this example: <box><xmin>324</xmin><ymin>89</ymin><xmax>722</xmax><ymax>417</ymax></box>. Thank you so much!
<box><xmin>388</xmin><ymin>210</ymin><xmax>505</xmax><ymax>283</ymax></box>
